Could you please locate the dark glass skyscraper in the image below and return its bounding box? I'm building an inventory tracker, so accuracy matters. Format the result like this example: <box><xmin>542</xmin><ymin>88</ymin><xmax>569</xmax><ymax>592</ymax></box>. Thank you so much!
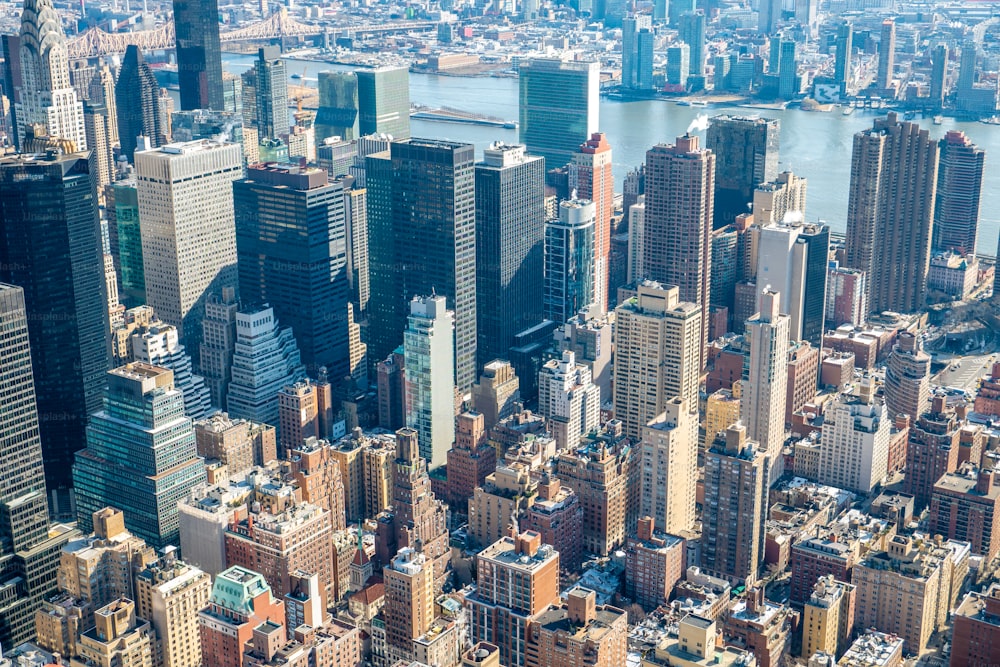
<box><xmin>799</xmin><ymin>223</ymin><xmax>829</xmax><ymax>346</ymax></box>
<box><xmin>173</xmin><ymin>0</ymin><xmax>224</xmax><ymax>111</ymax></box>
<box><xmin>116</xmin><ymin>45</ymin><xmax>163</xmax><ymax>161</ymax></box>
<box><xmin>705</xmin><ymin>115</ymin><xmax>780</xmax><ymax>228</ymax></box>
<box><xmin>367</xmin><ymin>139</ymin><xmax>477</xmax><ymax>390</ymax></box>
<box><xmin>475</xmin><ymin>143</ymin><xmax>545</xmax><ymax>367</ymax></box>
<box><xmin>316</xmin><ymin>71</ymin><xmax>360</xmax><ymax>143</ymax></box>
<box><xmin>0</xmin><ymin>284</ymin><xmax>76</xmax><ymax>648</ymax></box>
<box><xmin>234</xmin><ymin>163</ymin><xmax>351</xmax><ymax>378</ymax></box>
<box><xmin>249</xmin><ymin>46</ymin><xmax>288</xmax><ymax>142</ymax></box>
<box><xmin>933</xmin><ymin>130</ymin><xmax>985</xmax><ymax>255</ymax></box>
<box><xmin>357</xmin><ymin>67</ymin><xmax>411</xmax><ymax>139</ymax></box>
<box><xmin>834</xmin><ymin>21</ymin><xmax>853</xmax><ymax>95</ymax></box>
<box><xmin>0</xmin><ymin>152</ymin><xmax>109</xmax><ymax>515</ymax></box>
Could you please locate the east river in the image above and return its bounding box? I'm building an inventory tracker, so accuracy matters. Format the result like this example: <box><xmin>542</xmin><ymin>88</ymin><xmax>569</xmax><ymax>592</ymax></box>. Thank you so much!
<box><xmin>218</xmin><ymin>53</ymin><xmax>1000</xmax><ymax>255</ymax></box>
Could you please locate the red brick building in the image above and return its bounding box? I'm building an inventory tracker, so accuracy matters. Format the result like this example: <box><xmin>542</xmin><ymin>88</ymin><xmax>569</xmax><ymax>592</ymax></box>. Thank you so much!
<box><xmin>624</xmin><ymin>517</ymin><xmax>686</xmax><ymax>611</ymax></box>
<box><xmin>523</xmin><ymin>475</ymin><xmax>584</xmax><ymax>572</ymax></box>
<box><xmin>929</xmin><ymin>467</ymin><xmax>1000</xmax><ymax>559</ymax></box>
<box><xmin>904</xmin><ymin>396</ymin><xmax>962</xmax><ymax>511</ymax></box>
<box><xmin>199</xmin><ymin>566</ymin><xmax>286</xmax><ymax>667</ymax></box>
<box><xmin>951</xmin><ymin>583</ymin><xmax>1000</xmax><ymax>667</ymax></box>
<box><xmin>446</xmin><ymin>411</ymin><xmax>497</xmax><ymax>508</ymax></box>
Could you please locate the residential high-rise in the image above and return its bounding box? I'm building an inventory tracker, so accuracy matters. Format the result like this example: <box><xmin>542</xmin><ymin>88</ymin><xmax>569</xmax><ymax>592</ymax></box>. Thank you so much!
<box><xmin>930</xmin><ymin>467</ymin><xmax>1000</xmax><ymax>560</ymax></box>
<box><xmin>930</xmin><ymin>44</ymin><xmax>948</xmax><ymax>112</ymax></box>
<box><xmin>382</xmin><ymin>547</ymin><xmax>436</xmax><ymax>664</ymax></box>
<box><xmin>613</xmin><ymin>281</ymin><xmax>701</xmax><ymax>439</ymax></box>
<box><xmin>752</xmin><ymin>171</ymin><xmax>807</xmax><ymax>224</ymax></box>
<box><xmin>933</xmin><ymin>130</ymin><xmax>985</xmax><ymax>255</ymax></box>
<box><xmin>136</xmin><ymin>140</ymin><xmax>243</xmax><ymax>358</ymax></box>
<box><xmin>469</xmin><ymin>464</ymin><xmax>536</xmax><ymax>549</ymax></box>
<box><xmin>742</xmin><ymin>289</ymin><xmax>789</xmax><ymax>484</ymax></box>
<box><xmin>640</xmin><ymin>397</ymin><xmax>697</xmax><ymax>535</ymax></box>
<box><xmin>702</xmin><ymin>424</ymin><xmax>768</xmax><ymax>586</ymax></box>
<box><xmin>0</xmin><ymin>284</ymin><xmax>78</xmax><ymax>647</ymax></box>
<box><xmin>544</xmin><ymin>199</ymin><xmax>596</xmax><ymax>325</ymax></box>
<box><xmin>278</xmin><ymin>379</ymin><xmax>334</xmax><ymax>455</ymax></box>
<box><xmin>472</xmin><ymin>360</ymin><xmax>521</xmax><ymax>431</ymax></box>
<box><xmin>475</xmin><ymin>143</ymin><xmax>545</xmax><ymax>366</ymax></box>
<box><xmin>446</xmin><ymin>411</ymin><xmax>497</xmax><ymax>507</ymax></box>
<box><xmin>800</xmin><ymin>576</ymin><xmax>856</xmax><ymax>660</ymax></box>
<box><xmin>834</xmin><ymin>21</ymin><xmax>853</xmax><ymax>95</ymax></box>
<box><xmin>877</xmin><ymin>19</ymin><xmax>896</xmax><ymax>91</ymax></box>
<box><xmin>952</xmin><ymin>584</ymin><xmax>1000</xmax><ymax>667</ymax></box>
<box><xmin>74</xmin><ymin>598</ymin><xmax>154</xmax><ymax>667</ymax></box>
<box><xmin>754</xmin><ymin>221</ymin><xmax>828</xmax><ymax>345</ymax></box>
<box><xmin>818</xmin><ymin>391</ymin><xmax>891</xmax><ymax>494</ymax></box>
<box><xmin>705</xmin><ymin>115</ymin><xmax>780</xmax><ymax>229</ymax></box>
<box><xmin>569</xmin><ymin>133</ymin><xmax>614</xmax><ymax>313</ymax></box>
<box><xmin>356</xmin><ymin>67</ymin><xmax>410</xmax><ymax>138</ymax></box>
<box><xmin>825</xmin><ymin>262</ymin><xmax>867</xmax><ymax>328</ymax></box>
<box><xmin>537</xmin><ymin>350</ymin><xmax>601</xmax><ymax>450</ymax></box>
<box><xmin>194</xmin><ymin>413</ymin><xmax>275</xmax><ymax>477</ymax></box>
<box><xmin>624</xmin><ymin>517</ymin><xmax>686</xmax><ymax>610</ymax></box>
<box><xmin>404</xmin><ymin>295</ymin><xmax>456</xmax><ymax>471</ymax></box>
<box><xmin>904</xmin><ymin>396</ymin><xmax>962</xmax><ymax>510</ymax></box>
<box><xmin>173</xmin><ymin>0</ymin><xmax>224</xmax><ymax>111</ymax></box>
<box><xmin>315</xmin><ymin>71</ymin><xmax>359</xmax><ymax>143</ymax></box>
<box><xmin>248</xmin><ymin>47</ymin><xmax>288</xmax><ymax>142</ymax></box>
<box><xmin>525</xmin><ymin>588</ymin><xmax>628</xmax><ymax>667</ymax></box>
<box><xmin>666</xmin><ymin>45</ymin><xmax>690</xmax><ymax>89</ymax></box>
<box><xmin>134</xmin><ymin>556</ymin><xmax>213</xmax><ymax>667</ymax></box>
<box><xmin>366</xmin><ymin>139</ymin><xmax>477</xmax><ymax>390</ymax></box>
<box><xmin>235</xmin><ymin>162</ymin><xmax>351</xmax><ymax>377</ymax></box>
<box><xmin>389</xmin><ymin>428</ymin><xmax>451</xmax><ymax>592</ymax></box>
<box><xmin>518</xmin><ymin>58</ymin><xmax>599</xmax><ymax>168</ymax></box>
<box><xmin>225</xmin><ymin>305</ymin><xmax>306</xmax><ymax>428</ymax></box>
<box><xmin>0</xmin><ymin>152</ymin><xmax>109</xmax><ymax>512</ymax></box>
<box><xmin>845</xmin><ymin>113</ymin><xmax>938</xmax><ymax>314</ymax></box>
<box><xmin>115</xmin><ymin>45</ymin><xmax>163</xmax><ymax>161</ymax></box>
<box><xmin>73</xmin><ymin>363</ymin><xmax>208</xmax><ymax>548</ymax></box>
<box><xmin>678</xmin><ymin>11</ymin><xmax>707</xmax><ymax>77</ymax></box>
<box><xmin>523</xmin><ymin>476</ymin><xmax>583</xmax><ymax>572</ymax></box>
<box><xmin>643</xmin><ymin>134</ymin><xmax>714</xmax><ymax>363</ymax></box>
<box><xmin>883</xmin><ymin>331</ymin><xmax>930</xmax><ymax>421</ymax></box>
<box><xmin>622</xmin><ymin>15</ymin><xmax>654</xmax><ymax>91</ymax></box>
<box><xmin>466</xmin><ymin>530</ymin><xmax>560</xmax><ymax>667</ymax></box>
<box><xmin>198</xmin><ymin>566</ymin><xmax>286</xmax><ymax>667</ymax></box>
<box><xmin>14</xmin><ymin>0</ymin><xmax>86</xmax><ymax>150</ymax></box>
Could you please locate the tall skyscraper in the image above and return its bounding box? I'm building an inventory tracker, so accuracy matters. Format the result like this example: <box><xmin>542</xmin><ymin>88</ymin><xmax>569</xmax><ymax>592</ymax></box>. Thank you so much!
<box><xmin>754</xmin><ymin>221</ymin><xmax>828</xmax><ymax>345</ymax></box>
<box><xmin>136</xmin><ymin>140</ymin><xmax>243</xmax><ymax>358</ymax></box>
<box><xmin>404</xmin><ymin>295</ymin><xmax>456</xmax><ymax>471</ymax></box>
<box><xmin>776</xmin><ymin>39</ymin><xmax>798</xmax><ymax>100</ymax></box>
<box><xmin>845</xmin><ymin>113</ymin><xmax>938</xmax><ymax>314</ymax></box>
<box><xmin>366</xmin><ymin>139</ymin><xmax>477</xmax><ymax>390</ymax></box>
<box><xmin>518</xmin><ymin>58</ymin><xmax>599</xmax><ymax>168</ymax></box>
<box><xmin>742</xmin><ymin>289</ymin><xmax>789</xmax><ymax>484</ymax></box>
<box><xmin>818</xmin><ymin>391</ymin><xmax>891</xmax><ymax>494</ymax></box>
<box><xmin>131</xmin><ymin>319</ymin><xmax>214</xmax><ymax>419</ymax></box>
<box><xmin>752</xmin><ymin>170</ymin><xmax>807</xmax><ymax>224</ymax></box>
<box><xmin>475</xmin><ymin>143</ymin><xmax>545</xmax><ymax>367</ymax></box>
<box><xmin>679</xmin><ymin>11</ymin><xmax>707</xmax><ymax>77</ymax></box>
<box><xmin>622</xmin><ymin>15</ymin><xmax>654</xmax><ymax>91</ymax></box>
<box><xmin>933</xmin><ymin>130</ymin><xmax>985</xmax><ymax>255</ymax></box>
<box><xmin>173</xmin><ymin>0</ymin><xmax>225</xmax><ymax>111</ymax></box>
<box><xmin>0</xmin><ymin>152</ymin><xmax>109</xmax><ymax>513</ymax></box>
<box><xmin>544</xmin><ymin>199</ymin><xmax>596</xmax><ymax>325</ymax></box>
<box><xmin>14</xmin><ymin>0</ymin><xmax>86</xmax><ymax>150</ymax></box>
<box><xmin>877</xmin><ymin>19</ymin><xmax>896</xmax><ymax>92</ymax></box>
<box><xmin>115</xmin><ymin>45</ymin><xmax>164</xmax><ymax>161</ymax></box>
<box><xmin>702</xmin><ymin>424</ymin><xmax>768</xmax><ymax>586</ymax></box>
<box><xmin>235</xmin><ymin>162</ymin><xmax>351</xmax><ymax>377</ymax></box>
<box><xmin>357</xmin><ymin>67</ymin><xmax>410</xmax><ymax>138</ymax></box>
<box><xmin>73</xmin><ymin>363</ymin><xmax>207</xmax><ymax>548</ymax></box>
<box><xmin>248</xmin><ymin>46</ymin><xmax>288</xmax><ymax>142</ymax></box>
<box><xmin>758</xmin><ymin>0</ymin><xmax>781</xmax><ymax>35</ymax></box>
<box><xmin>834</xmin><ymin>21</ymin><xmax>853</xmax><ymax>96</ymax></box>
<box><xmin>537</xmin><ymin>350</ymin><xmax>601</xmax><ymax>450</ymax></box>
<box><xmin>929</xmin><ymin>44</ymin><xmax>948</xmax><ymax>112</ymax></box>
<box><xmin>569</xmin><ymin>133</ymin><xmax>614</xmax><ymax>313</ymax></box>
<box><xmin>640</xmin><ymin>396</ymin><xmax>697</xmax><ymax>535</ymax></box>
<box><xmin>83</xmin><ymin>103</ymin><xmax>115</xmax><ymax>197</ymax></box>
<box><xmin>705</xmin><ymin>115</ymin><xmax>780</xmax><ymax>228</ymax></box>
<box><xmin>383</xmin><ymin>548</ymin><xmax>436</xmax><ymax>664</ymax></box>
<box><xmin>0</xmin><ymin>284</ymin><xmax>77</xmax><ymax>647</ymax></box>
<box><xmin>883</xmin><ymin>331</ymin><xmax>930</xmax><ymax>421</ymax></box>
<box><xmin>613</xmin><ymin>281</ymin><xmax>701</xmax><ymax>439</ymax></box>
<box><xmin>643</xmin><ymin>134</ymin><xmax>714</xmax><ymax>363</ymax></box>
<box><xmin>315</xmin><ymin>71</ymin><xmax>359</xmax><ymax>142</ymax></box>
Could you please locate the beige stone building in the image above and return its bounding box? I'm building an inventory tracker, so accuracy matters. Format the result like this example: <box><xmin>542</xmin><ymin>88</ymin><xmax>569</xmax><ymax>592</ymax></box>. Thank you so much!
<box><xmin>134</xmin><ymin>555</ymin><xmax>212</xmax><ymax>667</ymax></box>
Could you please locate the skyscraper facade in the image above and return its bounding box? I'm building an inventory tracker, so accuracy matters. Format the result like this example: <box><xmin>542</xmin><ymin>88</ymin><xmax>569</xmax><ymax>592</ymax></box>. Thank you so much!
<box><xmin>845</xmin><ymin>113</ymin><xmax>938</xmax><ymax>314</ymax></box>
<box><xmin>475</xmin><ymin>143</ymin><xmax>545</xmax><ymax>366</ymax></box>
<box><xmin>73</xmin><ymin>363</ymin><xmax>208</xmax><ymax>548</ymax></box>
<box><xmin>622</xmin><ymin>15</ymin><xmax>654</xmax><ymax>91</ymax></box>
<box><xmin>742</xmin><ymin>289</ymin><xmax>789</xmax><ymax>484</ymax></box>
<box><xmin>404</xmin><ymin>295</ymin><xmax>456</xmax><ymax>471</ymax></box>
<box><xmin>249</xmin><ymin>46</ymin><xmax>288</xmax><ymax>142</ymax></box>
<box><xmin>136</xmin><ymin>140</ymin><xmax>243</xmax><ymax>358</ymax></box>
<box><xmin>705</xmin><ymin>115</ymin><xmax>780</xmax><ymax>228</ymax></box>
<box><xmin>640</xmin><ymin>397</ymin><xmax>698</xmax><ymax>535</ymax></box>
<box><xmin>834</xmin><ymin>21</ymin><xmax>853</xmax><ymax>95</ymax></box>
<box><xmin>933</xmin><ymin>130</ymin><xmax>985</xmax><ymax>255</ymax></box>
<box><xmin>544</xmin><ymin>199</ymin><xmax>596</xmax><ymax>325</ymax></box>
<box><xmin>754</xmin><ymin>221</ymin><xmax>828</xmax><ymax>345</ymax></box>
<box><xmin>929</xmin><ymin>44</ymin><xmax>948</xmax><ymax>112</ymax></box>
<box><xmin>518</xmin><ymin>58</ymin><xmax>599</xmax><ymax>168</ymax></box>
<box><xmin>115</xmin><ymin>45</ymin><xmax>164</xmax><ymax>161</ymax></box>
<box><xmin>0</xmin><ymin>152</ymin><xmax>109</xmax><ymax>511</ymax></box>
<box><xmin>235</xmin><ymin>162</ymin><xmax>351</xmax><ymax>377</ymax></box>
<box><xmin>0</xmin><ymin>284</ymin><xmax>76</xmax><ymax>648</ymax></box>
<box><xmin>316</xmin><ymin>71</ymin><xmax>359</xmax><ymax>142</ymax></box>
<box><xmin>643</xmin><ymin>134</ymin><xmax>714</xmax><ymax>363</ymax></box>
<box><xmin>356</xmin><ymin>67</ymin><xmax>411</xmax><ymax>138</ymax></box>
<box><xmin>366</xmin><ymin>139</ymin><xmax>477</xmax><ymax>390</ymax></box>
<box><xmin>173</xmin><ymin>0</ymin><xmax>225</xmax><ymax>111</ymax></box>
<box><xmin>14</xmin><ymin>0</ymin><xmax>86</xmax><ymax>150</ymax></box>
<box><xmin>613</xmin><ymin>281</ymin><xmax>702</xmax><ymax>439</ymax></box>
<box><xmin>883</xmin><ymin>331</ymin><xmax>931</xmax><ymax>421</ymax></box>
<box><xmin>569</xmin><ymin>133</ymin><xmax>614</xmax><ymax>313</ymax></box>
<box><xmin>679</xmin><ymin>11</ymin><xmax>707</xmax><ymax>77</ymax></box>
<box><xmin>877</xmin><ymin>19</ymin><xmax>896</xmax><ymax>92</ymax></box>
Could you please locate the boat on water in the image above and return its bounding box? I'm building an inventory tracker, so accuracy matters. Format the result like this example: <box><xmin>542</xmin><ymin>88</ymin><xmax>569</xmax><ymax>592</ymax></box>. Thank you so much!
<box><xmin>933</xmin><ymin>115</ymin><xmax>944</xmax><ymax>125</ymax></box>
<box><xmin>689</xmin><ymin>100</ymin><xmax>709</xmax><ymax>107</ymax></box>
<box><xmin>842</xmin><ymin>106</ymin><xmax>854</xmax><ymax>115</ymax></box>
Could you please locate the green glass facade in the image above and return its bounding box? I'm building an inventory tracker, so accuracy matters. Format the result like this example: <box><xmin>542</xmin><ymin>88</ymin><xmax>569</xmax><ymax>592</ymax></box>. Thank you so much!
<box><xmin>357</xmin><ymin>67</ymin><xmax>411</xmax><ymax>139</ymax></box>
<box><xmin>114</xmin><ymin>181</ymin><xmax>145</xmax><ymax>308</ymax></box>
